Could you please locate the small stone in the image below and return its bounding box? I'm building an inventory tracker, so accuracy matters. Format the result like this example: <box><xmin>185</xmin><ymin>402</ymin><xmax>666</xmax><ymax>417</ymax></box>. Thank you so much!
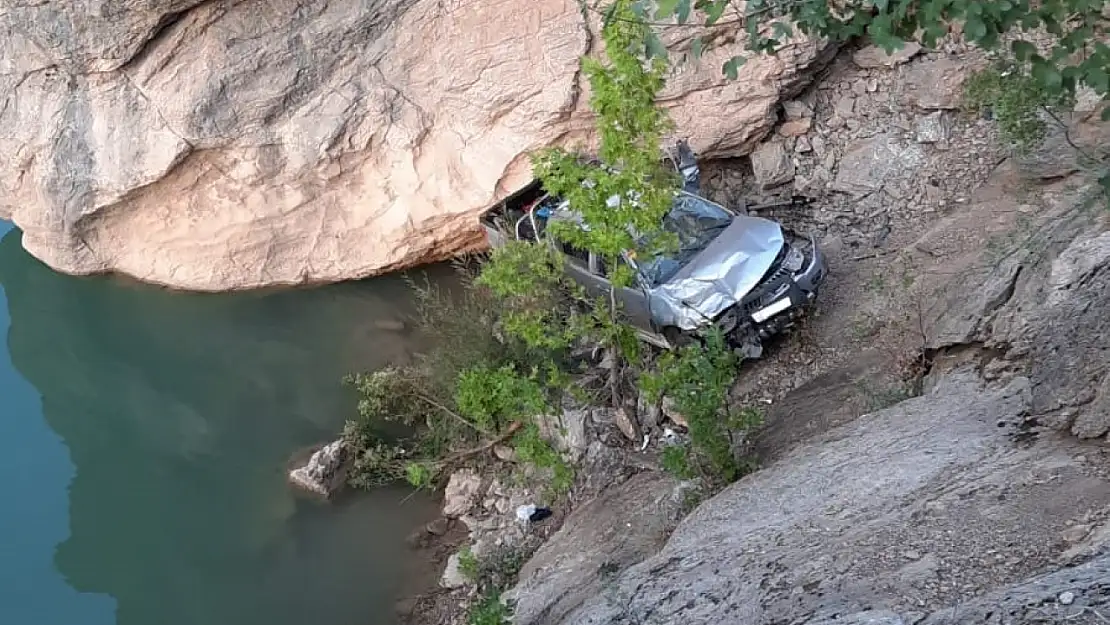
<box><xmin>811</xmin><ymin>135</ymin><xmax>827</xmax><ymax>156</ymax></box>
<box><xmin>915</xmin><ymin>111</ymin><xmax>949</xmax><ymax>144</ymax></box>
<box><xmin>614</xmin><ymin>406</ymin><xmax>642</xmax><ymax>443</ymax></box>
<box><xmin>905</xmin><ymin>58</ymin><xmax>969</xmax><ymax>109</ymax></box>
<box><xmin>493</xmin><ymin>444</ymin><xmax>518</xmax><ymax>462</ymax></box>
<box><xmin>852</xmin><ymin>42</ymin><xmax>923</xmax><ymax>68</ymax></box>
<box><xmin>903</xmin><ymin>549</ymin><xmax>922</xmax><ymax>560</ymax></box>
<box><xmin>1074</xmin><ymin>85</ymin><xmax>1103</xmax><ymax>113</ymax></box>
<box><xmin>443</xmin><ymin>469</ymin><xmax>484</xmax><ymax>517</ymax></box>
<box><xmin>867</xmin><ymin>78</ymin><xmax>879</xmax><ymax>93</ymax></box>
<box><xmin>783</xmin><ymin>99</ymin><xmax>813</xmax><ymax>120</ymax></box>
<box><xmin>288</xmin><ymin>439</ymin><xmax>350</xmax><ymax>498</ymax></box>
<box><xmin>373</xmin><ymin>318</ymin><xmax>406</xmax><ymax>332</ymax></box>
<box><xmin>795</xmin><ymin>136</ymin><xmax>812</xmax><ymax>153</ymax></box>
<box><xmin>1059</xmin><ymin>591</ymin><xmax>1076</xmax><ymax>605</ymax></box>
<box><xmin>845</xmin><ymin>118</ymin><xmax>861</xmax><ymax>131</ymax></box>
<box><xmin>924</xmin><ymin>183</ymin><xmax>944</xmax><ymax>206</ymax></box>
<box><xmin>661</xmin><ymin>396</ymin><xmax>690</xmax><ymax>428</ymax></box>
<box><xmin>832</xmin><ymin>134</ymin><xmax>927</xmax><ymax>197</ymax></box>
<box><xmin>835</xmin><ymin>95</ymin><xmax>856</xmax><ymax>118</ymax></box>
<box><xmin>750</xmin><ymin>140</ymin><xmax>796</xmax><ymax>189</ymax></box>
<box><xmin>925</xmin><ymin>501</ymin><xmax>946</xmax><ymax>514</ymax></box>
<box><xmin>440</xmin><ymin>552</ymin><xmax>469</xmax><ymax>589</ymax></box>
<box><xmin>778</xmin><ymin>117</ymin><xmax>812</xmax><ymax>137</ymax></box>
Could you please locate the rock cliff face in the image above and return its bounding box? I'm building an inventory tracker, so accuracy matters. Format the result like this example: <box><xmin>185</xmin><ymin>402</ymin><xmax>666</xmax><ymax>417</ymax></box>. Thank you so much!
<box><xmin>0</xmin><ymin>0</ymin><xmax>834</xmax><ymax>290</ymax></box>
<box><xmin>506</xmin><ymin>154</ymin><xmax>1110</xmax><ymax>624</ymax></box>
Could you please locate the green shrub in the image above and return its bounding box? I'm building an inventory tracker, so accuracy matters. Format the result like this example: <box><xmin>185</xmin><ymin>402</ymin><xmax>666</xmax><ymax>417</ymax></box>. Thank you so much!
<box><xmin>404</xmin><ymin>462</ymin><xmax>433</xmax><ymax>489</ymax></box>
<box><xmin>964</xmin><ymin>62</ymin><xmax>1074</xmax><ymax>153</ymax></box>
<box><xmin>640</xmin><ymin>328</ymin><xmax>754</xmax><ymax>483</ymax></box>
<box><xmin>458</xmin><ymin>545</ymin><xmax>480</xmax><ymax>582</ymax></box>
<box><xmin>467</xmin><ymin>589</ymin><xmax>511</xmax><ymax>625</ymax></box>
<box><xmin>660</xmin><ymin>445</ymin><xmax>694</xmax><ymax>480</ymax></box>
<box><xmin>512</xmin><ymin>423</ymin><xmax>574</xmax><ymax>496</ymax></box>
<box><xmin>455</xmin><ymin>363</ymin><xmax>549</xmax><ymax>434</ymax></box>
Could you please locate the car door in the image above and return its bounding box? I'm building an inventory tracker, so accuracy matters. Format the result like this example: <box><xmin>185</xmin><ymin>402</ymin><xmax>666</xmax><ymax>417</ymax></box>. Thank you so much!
<box><xmin>556</xmin><ymin>239</ymin><xmax>602</xmax><ymax>296</ymax></box>
<box><xmin>585</xmin><ymin>252</ymin><xmax>655</xmax><ymax>334</ymax></box>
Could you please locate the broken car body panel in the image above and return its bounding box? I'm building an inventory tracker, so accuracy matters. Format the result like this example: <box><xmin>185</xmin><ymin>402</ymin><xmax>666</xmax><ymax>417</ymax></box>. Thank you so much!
<box><xmin>649</xmin><ymin>204</ymin><xmax>786</xmax><ymax>331</ymax></box>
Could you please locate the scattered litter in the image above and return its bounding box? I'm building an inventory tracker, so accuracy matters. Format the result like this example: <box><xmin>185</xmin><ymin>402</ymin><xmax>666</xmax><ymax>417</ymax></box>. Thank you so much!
<box><xmin>516</xmin><ymin>504</ymin><xmax>553</xmax><ymax>524</ymax></box>
<box><xmin>1059</xmin><ymin>591</ymin><xmax>1076</xmax><ymax>605</ymax></box>
<box><xmin>516</xmin><ymin>504</ymin><xmax>535</xmax><ymax>522</ymax></box>
<box><xmin>639</xmin><ymin>434</ymin><xmax>651</xmax><ymax>452</ymax></box>
<box><xmin>662</xmin><ymin>427</ymin><xmax>680</xmax><ymax>445</ymax></box>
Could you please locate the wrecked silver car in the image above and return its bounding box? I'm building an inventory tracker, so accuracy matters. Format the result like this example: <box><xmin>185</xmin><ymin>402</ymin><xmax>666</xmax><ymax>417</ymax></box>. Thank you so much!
<box><xmin>479</xmin><ymin>143</ymin><xmax>827</xmax><ymax>357</ymax></box>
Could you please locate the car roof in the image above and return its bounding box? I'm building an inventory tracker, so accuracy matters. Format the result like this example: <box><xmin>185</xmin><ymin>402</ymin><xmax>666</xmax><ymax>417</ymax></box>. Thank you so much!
<box><xmin>547</xmin><ymin>189</ymin><xmax>731</xmax><ymax>225</ymax></box>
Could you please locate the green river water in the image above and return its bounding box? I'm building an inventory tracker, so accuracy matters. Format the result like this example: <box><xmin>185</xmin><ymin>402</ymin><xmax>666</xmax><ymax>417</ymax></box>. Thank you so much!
<box><xmin>0</xmin><ymin>221</ymin><xmax>445</xmax><ymax>625</ymax></box>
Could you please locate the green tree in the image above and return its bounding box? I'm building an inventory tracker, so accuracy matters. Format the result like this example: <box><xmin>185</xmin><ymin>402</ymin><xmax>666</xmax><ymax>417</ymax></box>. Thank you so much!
<box><xmin>484</xmin><ymin>0</ymin><xmax>684</xmax><ymax>408</ymax></box>
<box><xmin>625</xmin><ymin>0</ymin><xmax>1109</xmax><ymax>96</ymax></box>
<box><xmin>640</xmin><ymin>328</ymin><xmax>759</xmax><ymax>482</ymax></box>
<box><xmin>616</xmin><ymin>0</ymin><xmax>1110</xmax><ymax>191</ymax></box>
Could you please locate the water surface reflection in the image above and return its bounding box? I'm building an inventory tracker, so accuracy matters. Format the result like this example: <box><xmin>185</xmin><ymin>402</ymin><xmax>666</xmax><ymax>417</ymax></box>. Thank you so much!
<box><xmin>0</xmin><ymin>225</ymin><xmax>448</xmax><ymax>625</ymax></box>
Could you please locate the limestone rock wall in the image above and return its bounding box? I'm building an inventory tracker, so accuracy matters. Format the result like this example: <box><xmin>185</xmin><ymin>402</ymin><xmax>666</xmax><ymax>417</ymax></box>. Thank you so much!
<box><xmin>0</xmin><ymin>0</ymin><xmax>833</xmax><ymax>290</ymax></box>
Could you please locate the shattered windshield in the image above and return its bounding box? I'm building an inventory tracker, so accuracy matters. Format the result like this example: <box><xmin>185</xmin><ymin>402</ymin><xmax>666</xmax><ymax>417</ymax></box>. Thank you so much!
<box><xmin>637</xmin><ymin>193</ymin><xmax>734</xmax><ymax>287</ymax></box>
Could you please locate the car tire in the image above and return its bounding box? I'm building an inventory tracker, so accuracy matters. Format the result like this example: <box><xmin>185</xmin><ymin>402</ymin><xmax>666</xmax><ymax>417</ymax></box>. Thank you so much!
<box><xmin>662</xmin><ymin>326</ymin><xmax>696</xmax><ymax>349</ymax></box>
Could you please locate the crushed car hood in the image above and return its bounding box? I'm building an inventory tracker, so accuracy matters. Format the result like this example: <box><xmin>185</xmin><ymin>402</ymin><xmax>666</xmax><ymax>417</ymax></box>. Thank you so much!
<box><xmin>656</xmin><ymin>214</ymin><xmax>785</xmax><ymax>328</ymax></box>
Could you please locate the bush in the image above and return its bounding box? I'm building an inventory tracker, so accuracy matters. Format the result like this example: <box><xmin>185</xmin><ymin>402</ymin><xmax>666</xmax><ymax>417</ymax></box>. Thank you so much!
<box><xmin>467</xmin><ymin>590</ymin><xmax>511</xmax><ymax>625</ymax></box>
<box><xmin>512</xmin><ymin>423</ymin><xmax>574</xmax><ymax>496</ymax></box>
<box><xmin>640</xmin><ymin>328</ymin><xmax>757</xmax><ymax>483</ymax></box>
<box><xmin>475</xmin><ymin>240</ymin><xmax>581</xmax><ymax>353</ymax></box>
<box><xmin>963</xmin><ymin>62</ymin><xmax>1074</xmax><ymax>153</ymax></box>
<box><xmin>343</xmin><ymin>276</ymin><xmax>577</xmax><ymax>493</ymax></box>
<box><xmin>455</xmin><ymin>363</ymin><xmax>549</xmax><ymax>434</ymax></box>
<box><xmin>457</xmin><ymin>545</ymin><xmax>480</xmax><ymax>582</ymax></box>
<box><xmin>660</xmin><ymin>444</ymin><xmax>694</xmax><ymax>480</ymax></box>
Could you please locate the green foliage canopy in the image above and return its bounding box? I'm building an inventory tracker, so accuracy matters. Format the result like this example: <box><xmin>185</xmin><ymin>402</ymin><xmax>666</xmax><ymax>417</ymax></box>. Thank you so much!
<box><xmin>630</xmin><ymin>0</ymin><xmax>1109</xmax><ymax>110</ymax></box>
<box><xmin>533</xmin><ymin>0</ymin><xmax>680</xmax><ymax>288</ymax></box>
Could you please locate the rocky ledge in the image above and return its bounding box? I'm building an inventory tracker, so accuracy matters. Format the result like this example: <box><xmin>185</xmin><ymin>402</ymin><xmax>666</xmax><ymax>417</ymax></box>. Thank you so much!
<box><xmin>0</xmin><ymin>0</ymin><xmax>834</xmax><ymax>290</ymax></box>
<box><xmin>491</xmin><ymin>121</ymin><xmax>1110</xmax><ymax>623</ymax></box>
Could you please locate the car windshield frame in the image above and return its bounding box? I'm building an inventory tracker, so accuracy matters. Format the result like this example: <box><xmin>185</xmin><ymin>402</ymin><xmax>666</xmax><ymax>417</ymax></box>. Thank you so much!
<box><xmin>635</xmin><ymin>192</ymin><xmax>734</xmax><ymax>288</ymax></box>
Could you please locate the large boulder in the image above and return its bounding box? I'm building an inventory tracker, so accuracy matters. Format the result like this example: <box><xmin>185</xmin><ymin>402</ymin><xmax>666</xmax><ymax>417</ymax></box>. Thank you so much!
<box><xmin>0</xmin><ymin>0</ymin><xmax>835</xmax><ymax>290</ymax></box>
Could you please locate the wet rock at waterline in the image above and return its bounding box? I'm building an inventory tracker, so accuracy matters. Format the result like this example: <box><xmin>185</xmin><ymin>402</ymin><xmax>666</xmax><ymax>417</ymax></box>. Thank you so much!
<box><xmin>0</xmin><ymin>0</ymin><xmax>837</xmax><ymax>291</ymax></box>
<box><xmin>288</xmin><ymin>439</ymin><xmax>349</xmax><ymax>497</ymax></box>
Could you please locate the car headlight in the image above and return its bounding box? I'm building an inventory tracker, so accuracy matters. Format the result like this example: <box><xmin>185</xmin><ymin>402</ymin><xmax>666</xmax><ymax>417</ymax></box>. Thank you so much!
<box><xmin>782</xmin><ymin>245</ymin><xmax>805</xmax><ymax>273</ymax></box>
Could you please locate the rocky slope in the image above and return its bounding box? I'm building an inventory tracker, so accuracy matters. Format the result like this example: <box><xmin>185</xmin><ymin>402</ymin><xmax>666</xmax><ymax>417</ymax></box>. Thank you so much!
<box><xmin>500</xmin><ymin>96</ymin><xmax>1110</xmax><ymax>625</ymax></box>
<box><xmin>0</xmin><ymin>0</ymin><xmax>833</xmax><ymax>290</ymax></box>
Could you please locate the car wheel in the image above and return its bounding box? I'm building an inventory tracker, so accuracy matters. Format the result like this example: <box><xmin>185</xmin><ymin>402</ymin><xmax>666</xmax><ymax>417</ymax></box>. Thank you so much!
<box><xmin>662</xmin><ymin>326</ymin><xmax>696</xmax><ymax>349</ymax></box>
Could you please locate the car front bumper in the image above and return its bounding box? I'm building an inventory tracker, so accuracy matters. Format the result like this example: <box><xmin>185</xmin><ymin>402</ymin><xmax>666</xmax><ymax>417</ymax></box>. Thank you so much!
<box><xmin>747</xmin><ymin>235</ymin><xmax>827</xmax><ymax>333</ymax></box>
